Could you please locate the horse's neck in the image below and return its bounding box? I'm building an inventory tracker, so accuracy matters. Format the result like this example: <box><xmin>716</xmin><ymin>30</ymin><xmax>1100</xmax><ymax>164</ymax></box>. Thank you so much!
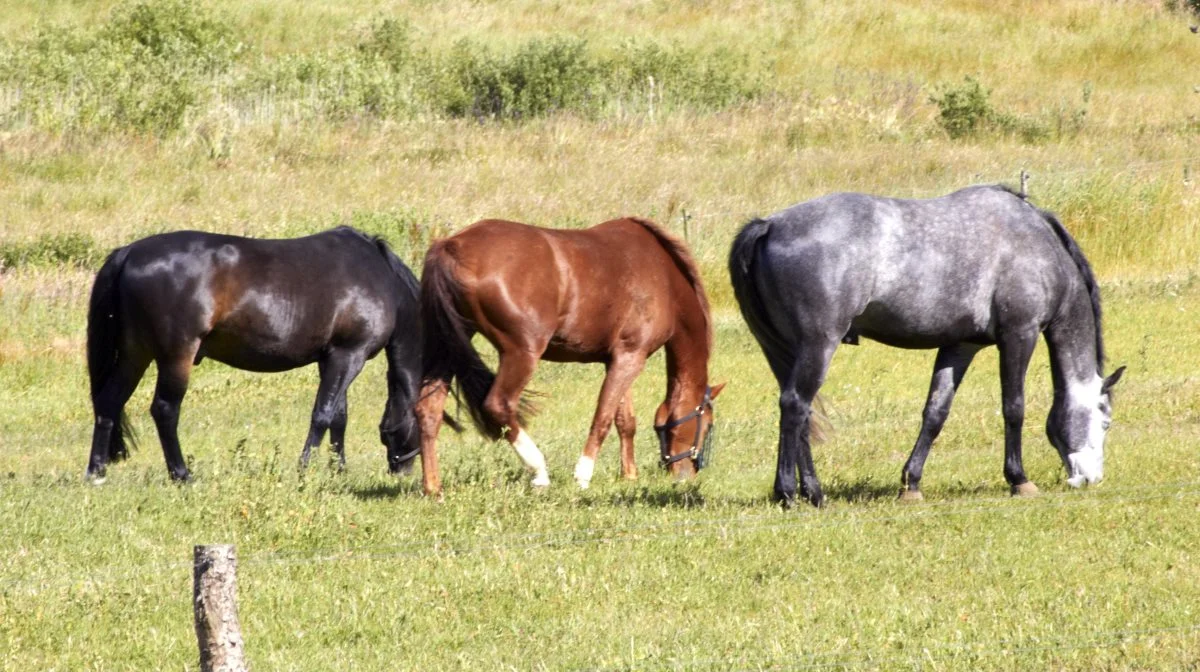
<box><xmin>664</xmin><ymin>320</ymin><xmax>710</xmax><ymax>409</ymax></box>
<box><xmin>1045</xmin><ymin>287</ymin><xmax>1101</xmax><ymax>392</ymax></box>
<box><xmin>384</xmin><ymin>336</ymin><xmax>420</xmax><ymax>399</ymax></box>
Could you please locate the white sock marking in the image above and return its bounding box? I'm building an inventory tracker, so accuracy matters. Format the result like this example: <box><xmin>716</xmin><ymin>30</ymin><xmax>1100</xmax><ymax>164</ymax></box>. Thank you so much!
<box><xmin>512</xmin><ymin>429</ymin><xmax>550</xmax><ymax>487</ymax></box>
<box><xmin>574</xmin><ymin>456</ymin><xmax>595</xmax><ymax>489</ymax></box>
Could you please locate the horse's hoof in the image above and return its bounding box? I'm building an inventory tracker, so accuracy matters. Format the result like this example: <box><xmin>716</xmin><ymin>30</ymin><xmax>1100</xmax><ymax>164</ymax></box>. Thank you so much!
<box><xmin>530</xmin><ymin>473</ymin><xmax>551</xmax><ymax>489</ymax></box>
<box><xmin>898</xmin><ymin>488</ymin><xmax>924</xmax><ymax>502</ymax></box>
<box><xmin>1011</xmin><ymin>481</ymin><xmax>1039</xmax><ymax>497</ymax></box>
<box><xmin>88</xmin><ymin>475</ymin><xmax>107</xmax><ymax>486</ymax></box>
<box><xmin>772</xmin><ymin>489</ymin><xmax>796</xmax><ymax>509</ymax></box>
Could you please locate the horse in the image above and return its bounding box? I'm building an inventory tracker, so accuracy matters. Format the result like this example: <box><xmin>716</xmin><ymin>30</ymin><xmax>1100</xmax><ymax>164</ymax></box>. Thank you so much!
<box><xmin>412</xmin><ymin>216</ymin><xmax>724</xmax><ymax>496</ymax></box>
<box><xmin>85</xmin><ymin>226</ymin><xmax>426</xmax><ymax>483</ymax></box>
<box><xmin>729</xmin><ymin>184</ymin><xmax>1125</xmax><ymax>507</ymax></box>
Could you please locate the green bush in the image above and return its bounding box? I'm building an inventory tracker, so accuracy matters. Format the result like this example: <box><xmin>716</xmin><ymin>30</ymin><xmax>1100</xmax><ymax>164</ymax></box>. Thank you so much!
<box><xmin>436</xmin><ymin>38</ymin><xmax>598</xmax><ymax>120</ymax></box>
<box><xmin>0</xmin><ymin>6</ymin><xmax>762</xmax><ymax>133</ymax></box>
<box><xmin>0</xmin><ymin>232</ymin><xmax>100</xmax><ymax>270</ymax></box>
<box><xmin>0</xmin><ymin>0</ymin><xmax>238</xmax><ymax>135</ymax></box>
<box><xmin>930</xmin><ymin>76</ymin><xmax>1090</xmax><ymax>143</ymax></box>
<box><xmin>929</xmin><ymin>76</ymin><xmax>994</xmax><ymax>139</ymax></box>
<box><xmin>607</xmin><ymin>41</ymin><xmax>759</xmax><ymax>112</ymax></box>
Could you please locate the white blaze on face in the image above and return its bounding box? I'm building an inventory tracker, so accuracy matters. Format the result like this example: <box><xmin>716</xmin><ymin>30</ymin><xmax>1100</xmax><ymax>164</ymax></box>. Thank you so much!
<box><xmin>512</xmin><ymin>429</ymin><xmax>550</xmax><ymax>487</ymax></box>
<box><xmin>574</xmin><ymin>456</ymin><xmax>595</xmax><ymax>489</ymax></box>
<box><xmin>1065</xmin><ymin>374</ymin><xmax>1106</xmax><ymax>487</ymax></box>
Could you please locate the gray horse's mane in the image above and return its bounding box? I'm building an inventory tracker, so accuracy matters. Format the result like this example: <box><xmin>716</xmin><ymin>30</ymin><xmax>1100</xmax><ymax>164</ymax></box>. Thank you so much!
<box><xmin>991</xmin><ymin>184</ymin><xmax>1104</xmax><ymax>370</ymax></box>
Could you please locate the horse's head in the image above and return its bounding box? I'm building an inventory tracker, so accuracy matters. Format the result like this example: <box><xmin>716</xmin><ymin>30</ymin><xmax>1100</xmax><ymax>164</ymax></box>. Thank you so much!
<box><xmin>380</xmin><ymin>401</ymin><xmax>420</xmax><ymax>475</ymax></box>
<box><xmin>1047</xmin><ymin>366</ymin><xmax>1125</xmax><ymax>487</ymax></box>
<box><xmin>655</xmin><ymin>383</ymin><xmax>726</xmax><ymax>479</ymax></box>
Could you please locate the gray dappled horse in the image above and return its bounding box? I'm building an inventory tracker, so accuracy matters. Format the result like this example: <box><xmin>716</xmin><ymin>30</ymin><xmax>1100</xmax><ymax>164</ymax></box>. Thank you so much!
<box><xmin>729</xmin><ymin>185</ymin><xmax>1124</xmax><ymax>507</ymax></box>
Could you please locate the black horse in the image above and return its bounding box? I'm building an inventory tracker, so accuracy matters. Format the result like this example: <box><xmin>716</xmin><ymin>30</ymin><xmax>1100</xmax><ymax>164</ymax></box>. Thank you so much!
<box><xmin>86</xmin><ymin>226</ymin><xmax>425</xmax><ymax>483</ymax></box>
<box><xmin>730</xmin><ymin>185</ymin><xmax>1125</xmax><ymax>507</ymax></box>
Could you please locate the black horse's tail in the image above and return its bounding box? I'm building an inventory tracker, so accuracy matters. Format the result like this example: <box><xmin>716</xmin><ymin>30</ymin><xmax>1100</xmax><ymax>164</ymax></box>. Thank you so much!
<box><xmin>86</xmin><ymin>246</ymin><xmax>137</xmax><ymax>461</ymax></box>
<box><xmin>420</xmin><ymin>241</ymin><xmax>535</xmax><ymax>440</ymax></box>
<box><xmin>729</xmin><ymin>218</ymin><xmax>828</xmax><ymax>441</ymax></box>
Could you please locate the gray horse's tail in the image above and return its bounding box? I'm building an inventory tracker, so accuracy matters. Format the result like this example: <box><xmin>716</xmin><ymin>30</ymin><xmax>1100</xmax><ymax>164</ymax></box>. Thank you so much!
<box><xmin>87</xmin><ymin>246</ymin><xmax>137</xmax><ymax>462</ymax></box>
<box><xmin>729</xmin><ymin>218</ymin><xmax>829</xmax><ymax>441</ymax></box>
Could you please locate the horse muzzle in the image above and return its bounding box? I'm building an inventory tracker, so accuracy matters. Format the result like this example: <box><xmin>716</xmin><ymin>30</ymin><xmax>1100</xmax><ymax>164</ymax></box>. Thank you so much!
<box><xmin>1065</xmin><ymin>449</ymin><xmax>1103</xmax><ymax>488</ymax></box>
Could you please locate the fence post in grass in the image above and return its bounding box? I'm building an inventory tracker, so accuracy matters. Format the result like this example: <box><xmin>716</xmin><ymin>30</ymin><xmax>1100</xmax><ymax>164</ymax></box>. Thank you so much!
<box><xmin>193</xmin><ymin>544</ymin><xmax>248</xmax><ymax>672</ymax></box>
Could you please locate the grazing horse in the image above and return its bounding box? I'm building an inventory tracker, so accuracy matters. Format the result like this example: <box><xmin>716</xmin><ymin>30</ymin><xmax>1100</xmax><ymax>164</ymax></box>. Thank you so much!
<box><xmin>413</xmin><ymin>217</ymin><xmax>724</xmax><ymax>496</ymax></box>
<box><xmin>86</xmin><ymin>226</ymin><xmax>425</xmax><ymax>482</ymax></box>
<box><xmin>729</xmin><ymin>185</ymin><xmax>1124</xmax><ymax>507</ymax></box>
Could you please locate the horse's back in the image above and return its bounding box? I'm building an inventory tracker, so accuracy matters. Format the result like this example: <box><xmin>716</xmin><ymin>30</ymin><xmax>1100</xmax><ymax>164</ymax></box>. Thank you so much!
<box><xmin>432</xmin><ymin>218</ymin><xmax>698</xmax><ymax>359</ymax></box>
<box><xmin>759</xmin><ymin>186</ymin><xmax>1076</xmax><ymax>348</ymax></box>
<box><xmin>115</xmin><ymin>228</ymin><xmax>402</xmax><ymax>370</ymax></box>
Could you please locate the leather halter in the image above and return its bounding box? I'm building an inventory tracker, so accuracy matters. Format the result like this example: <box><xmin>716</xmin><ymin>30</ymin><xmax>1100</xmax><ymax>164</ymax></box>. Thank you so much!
<box><xmin>655</xmin><ymin>387</ymin><xmax>716</xmax><ymax>469</ymax></box>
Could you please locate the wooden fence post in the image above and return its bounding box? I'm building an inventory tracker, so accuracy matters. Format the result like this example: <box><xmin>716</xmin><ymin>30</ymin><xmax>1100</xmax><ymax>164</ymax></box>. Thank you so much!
<box><xmin>193</xmin><ymin>544</ymin><xmax>248</xmax><ymax>672</ymax></box>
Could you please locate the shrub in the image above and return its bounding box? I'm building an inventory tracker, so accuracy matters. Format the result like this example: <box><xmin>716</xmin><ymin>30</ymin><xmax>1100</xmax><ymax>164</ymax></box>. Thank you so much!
<box><xmin>436</xmin><ymin>37</ymin><xmax>598</xmax><ymax>120</ymax></box>
<box><xmin>606</xmin><ymin>41</ymin><xmax>760</xmax><ymax>113</ymax></box>
<box><xmin>0</xmin><ymin>0</ymin><xmax>239</xmax><ymax>135</ymax></box>
<box><xmin>0</xmin><ymin>232</ymin><xmax>100</xmax><ymax>270</ymax></box>
<box><xmin>929</xmin><ymin>75</ymin><xmax>994</xmax><ymax>139</ymax></box>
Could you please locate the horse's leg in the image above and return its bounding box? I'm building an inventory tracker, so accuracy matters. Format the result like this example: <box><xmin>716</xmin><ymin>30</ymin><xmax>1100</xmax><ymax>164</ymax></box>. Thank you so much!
<box><xmin>482</xmin><ymin>350</ymin><xmax>548</xmax><ymax>487</ymax></box>
<box><xmin>299</xmin><ymin>349</ymin><xmax>367</xmax><ymax>471</ymax></box>
<box><xmin>150</xmin><ymin>354</ymin><xmax>196</xmax><ymax>482</ymax></box>
<box><xmin>574</xmin><ymin>355</ymin><xmax>645</xmax><ymax>489</ymax></box>
<box><xmin>414</xmin><ymin>377</ymin><xmax>449</xmax><ymax>497</ymax></box>
<box><xmin>614</xmin><ymin>388</ymin><xmax>638</xmax><ymax>481</ymax></box>
<box><xmin>87</xmin><ymin>353</ymin><xmax>150</xmax><ymax>482</ymax></box>
<box><xmin>899</xmin><ymin>344</ymin><xmax>982</xmax><ymax>501</ymax></box>
<box><xmin>776</xmin><ymin>340</ymin><xmax>837</xmax><ymax>508</ymax></box>
<box><xmin>997</xmin><ymin>330</ymin><xmax>1039</xmax><ymax>496</ymax></box>
<box><xmin>329</xmin><ymin>394</ymin><xmax>349</xmax><ymax>470</ymax></box>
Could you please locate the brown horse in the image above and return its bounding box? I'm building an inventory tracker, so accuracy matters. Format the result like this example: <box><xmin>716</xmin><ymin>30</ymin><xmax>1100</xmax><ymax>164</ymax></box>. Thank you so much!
<box><xmin>414</xmin><ymin>217</ymin><xmax>724</xmax><ymax>495</ymax></box>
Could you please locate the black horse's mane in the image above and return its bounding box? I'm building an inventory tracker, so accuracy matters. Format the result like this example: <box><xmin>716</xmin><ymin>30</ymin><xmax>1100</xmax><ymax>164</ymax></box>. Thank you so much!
<box><xmin>335</xmin><ymin>226</ymin><xmax>421</xmax><ymax>300</ymax></box>
<box><xmin>991</xmin><ymin>184</ymin><xmax>1105</xmax><ymax>370</ymax></box>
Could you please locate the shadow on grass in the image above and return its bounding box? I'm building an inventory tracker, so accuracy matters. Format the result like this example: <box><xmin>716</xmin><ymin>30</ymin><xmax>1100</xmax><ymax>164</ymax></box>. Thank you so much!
<box><xmin>823</xmin><ymin>475</ymin><xmax>1004</xmax><ymax>505</ymax></box>
<box><xmin>596</xmin><ymin>481</ymin><xmax>769</xmax><ymax>509</ymax></box>
<box><xmin>344</xmin><ymin>476</ymin><xmax>426</xmax><ymax>500</ymax></box>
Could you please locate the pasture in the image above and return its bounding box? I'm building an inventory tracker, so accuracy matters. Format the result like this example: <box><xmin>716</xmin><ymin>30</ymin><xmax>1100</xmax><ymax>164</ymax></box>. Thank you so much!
<box><xmin>3</xmin><ymin>1</ymin><xmax>1200</xmax><ymax>669</ymax></box>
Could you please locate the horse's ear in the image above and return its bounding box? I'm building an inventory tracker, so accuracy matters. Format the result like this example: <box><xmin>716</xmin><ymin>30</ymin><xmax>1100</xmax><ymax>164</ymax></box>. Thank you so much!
<box><xmin>1102</xmin><ymin>366</ymin><xmax>1126</xmax><ymax>394</ymax></box>
<box><xmin>709</xmin><ymin>382</ymin><xmax>727</xmax><ymax>400</ymax></box>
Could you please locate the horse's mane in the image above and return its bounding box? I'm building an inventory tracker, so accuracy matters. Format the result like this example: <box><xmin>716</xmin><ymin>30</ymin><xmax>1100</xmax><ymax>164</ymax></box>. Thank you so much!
<box><xmin>627</xmin><ymin>217</ymin><xmax>713</xmax><ymax>352</ymax></box>
<box><xmin>336</xmin><ymin>226</ymin><xmax>421</xmax><ymax>300</ymax></box>
<box><xmin>991</xmin><ymin>185</ymin><xmax>1105</xmax><ymax>371</ymax></box>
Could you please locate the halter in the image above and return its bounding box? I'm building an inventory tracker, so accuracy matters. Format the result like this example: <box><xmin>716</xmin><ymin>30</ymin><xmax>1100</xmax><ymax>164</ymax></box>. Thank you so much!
<box><xmin>655</xmin><ymin>386</ymin><xmax>716</xmax><ymax>470</ymax></box>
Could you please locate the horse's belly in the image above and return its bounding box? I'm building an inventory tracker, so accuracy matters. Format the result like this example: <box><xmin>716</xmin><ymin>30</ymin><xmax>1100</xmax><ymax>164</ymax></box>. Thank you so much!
<box><xmin>198</xmin><ymin>334</ymin><xmax>318</xmax><ymax>372</ymax></box>
<box><xmin>851</xmin><ymin>303</ymin><xmax>991</xmax><ymax>350</ymax></box>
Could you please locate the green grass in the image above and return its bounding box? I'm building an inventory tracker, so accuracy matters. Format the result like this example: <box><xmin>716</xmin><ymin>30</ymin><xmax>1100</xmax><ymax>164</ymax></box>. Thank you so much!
<box><xmin>2</xmin><ymin>271</ymin><xmax>1199</xmax><ymax>670</ymax></box>
<box><xmin>3</xmin><ymin>0</ymin><xmax>1200</xmax><ymax>669</ymax></box>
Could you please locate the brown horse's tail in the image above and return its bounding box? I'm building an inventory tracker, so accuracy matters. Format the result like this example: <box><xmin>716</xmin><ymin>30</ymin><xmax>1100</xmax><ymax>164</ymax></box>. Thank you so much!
<box><xmin>86</xmin><ymin>246</ymin><xmax>137</xmax><ymax>461</ymax></box>
<box><xmin>420</xmin><ymin>241</ymin><xmax>535</xmax><ymax>440</ymax></box>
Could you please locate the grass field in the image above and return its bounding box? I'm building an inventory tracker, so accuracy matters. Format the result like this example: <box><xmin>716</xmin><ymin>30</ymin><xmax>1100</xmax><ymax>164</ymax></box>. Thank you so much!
<box><xmin>3</xmin><ymin>1</ymin><xmax>1200</xmax><ymax>670</ymax></box>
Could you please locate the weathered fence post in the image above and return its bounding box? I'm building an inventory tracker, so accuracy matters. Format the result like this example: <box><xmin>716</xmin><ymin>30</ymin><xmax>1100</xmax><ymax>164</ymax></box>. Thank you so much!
<box><xmin>193</xmin><ymin>544</ymin><xmax>248</xmax><ymax>672</ymax></box>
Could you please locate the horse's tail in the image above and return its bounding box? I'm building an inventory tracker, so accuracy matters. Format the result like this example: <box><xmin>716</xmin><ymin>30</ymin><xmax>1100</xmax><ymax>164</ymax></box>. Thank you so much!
<box><xmin>86</xmin><ymin>245</ymin><xmax>137</xmax><ymax>461</ymax></box>
<box><xmin>420</xmin><ymin>241</ymin><xmax>534</xmax><ymax>440</ymax></box>
<box><xmin>729</xmin><ymin>218</ymin><xmax>829</xmax><ymax>441</ymax></box>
